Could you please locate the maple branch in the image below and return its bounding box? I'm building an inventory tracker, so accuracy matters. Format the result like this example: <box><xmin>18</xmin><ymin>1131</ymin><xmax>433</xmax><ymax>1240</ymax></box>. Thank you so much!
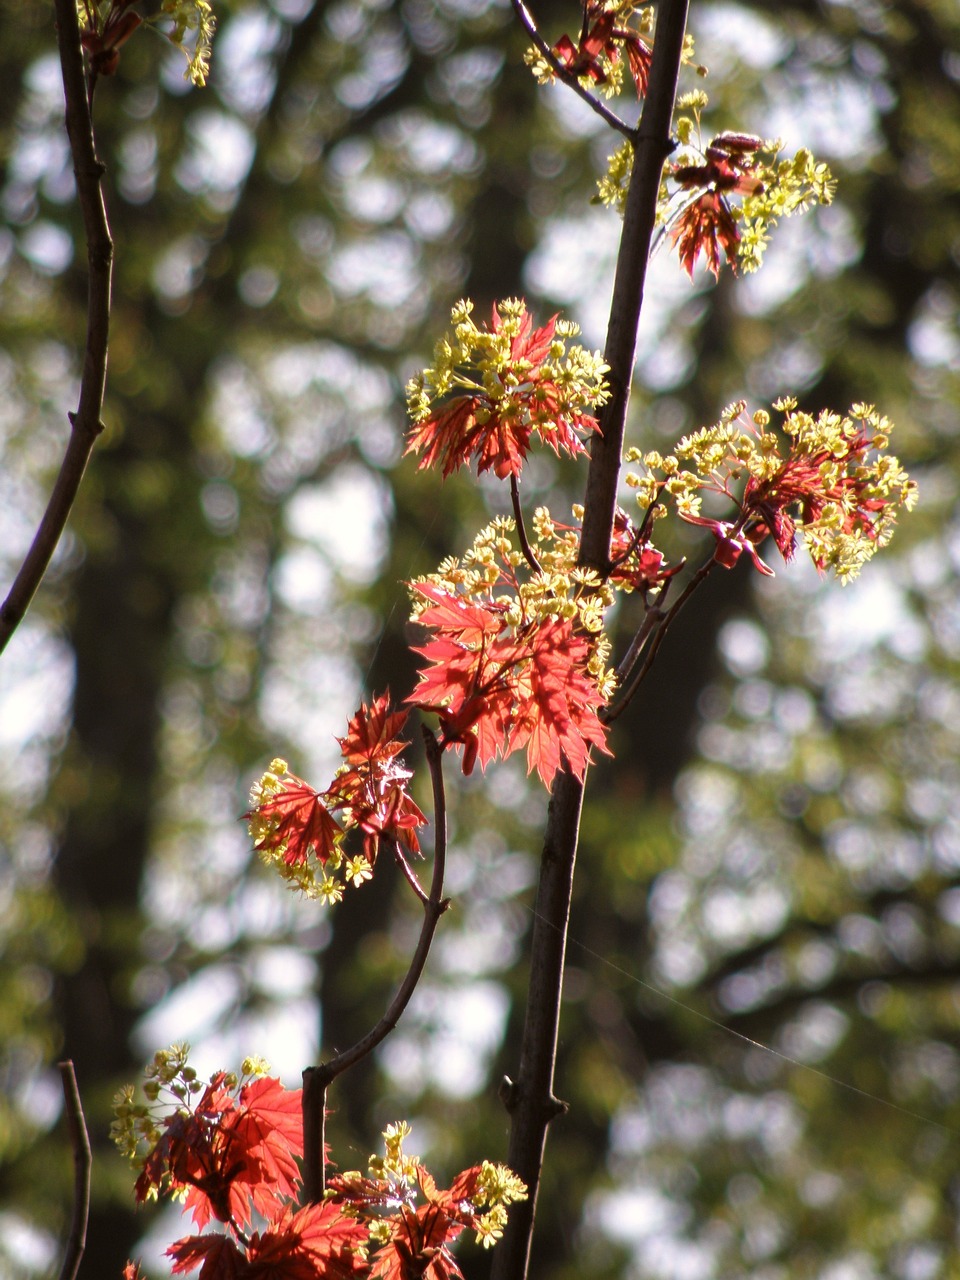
<box><xmin>302</xmin><ymin>728</ymin><xmax>450</xmax><ymax>1203</ymax></box>
<box><xmin>606</xmin><ymin>550</ymin><xmax>717</xmax><ymax>721</ymax></box>
<box><xmin>604</xmin><ymin>599</ymin><xmax>666</xmax><ymax>710</ymax></box>
<box><xmin>509</xmin><ymin>0</ymin><xmax>636</xmax><ymax>140</ymax></box>
<box><xmin>510</xmin><ymin>474</ymin><xmax>543</xmax><ymax>575</ymax></box>
<box><xmin>57</xmin><ymin>1061</ymin><xmax>91</xmax><ymax>1280</ymax></box>
<box><xmin>492</xmin><ymin>4</ymin><xmax>690</xmax><ymax>1278</ymax></box>
<box><xmin>0</xmin><ymin>0</ymin><xmax>112</xmax><ymax>656</ymax></box>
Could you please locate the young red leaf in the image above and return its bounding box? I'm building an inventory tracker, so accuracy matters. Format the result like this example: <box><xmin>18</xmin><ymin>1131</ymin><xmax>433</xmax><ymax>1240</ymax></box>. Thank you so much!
<box><xmin>246</xmin><ymin>772</ymin><xmax>342</xmax><ymax>869</ymax></box>
<box><xmin>325</xmin><ymin>694</ymin><xmax>427</xmax><ymax>860</ymax></box>
<box><xmin>405</xmin><ymin>300</ymin><xmax>606</xmax><ymax>481</ymax></box>
<box><xmin>168</xmin><ymin>1232</ymin><xmax>245</xmax><ymax>1280</ymax></box>
<box><xmin>243</xmin><ymin>1203</ymin><xmax>369</xmax><ymax>1280</ymax></box>
<box><xmin>408</xmin><ymin>586</ymin><xmax>610</xmax><ymax>788</ymax></box>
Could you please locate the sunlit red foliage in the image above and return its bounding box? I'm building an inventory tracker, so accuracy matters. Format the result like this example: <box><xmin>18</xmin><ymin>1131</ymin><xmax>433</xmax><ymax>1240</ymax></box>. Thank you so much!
<box><xmin>135</xmin><ymin>1074</ymin><xmax>303</xmax><ymax>1231</ymax></box>
<box><xmin>246</xmin><ymin>696</ymin><xmax>426</xmax><ymax>880</ymax></box>
<box><xmin>669</xmin><ymin>133</ymin><xmax>765</xmax><ymax>278</ymax></box>
<box><xmin>168</xmin><ymin>1203</ymin><xmax>369</xmax><ymax>1280</ymax></box>
<box><xmin>247</xmin><ymin>773</ymin><xmax>343</xmax><ymax>869</ymax></box>
<box><xmin>325</xmin><ymin>695</ymin><xmax>427</xmax><ymax>860</ymax></box>
<box><xmin>405</xmin><ymin>305</ymin><xmax>600</xmax><ymax>480</ymax></box>
<box><xmin>551</xmin><ymin>2</ymin><xmax>652</xmax><ymax>97</ymax></box>
<box><xmin>407</xmin><ymin>584</ymin><xmax>610</xmax><ymax>788</ymax></box>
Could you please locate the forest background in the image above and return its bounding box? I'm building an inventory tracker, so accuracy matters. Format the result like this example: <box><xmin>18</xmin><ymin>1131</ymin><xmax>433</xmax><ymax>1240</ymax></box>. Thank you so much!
<box><xmin>1</xmin><ymin>0</ymin><xmax>959</xmax><ymax>1277</ymax></box>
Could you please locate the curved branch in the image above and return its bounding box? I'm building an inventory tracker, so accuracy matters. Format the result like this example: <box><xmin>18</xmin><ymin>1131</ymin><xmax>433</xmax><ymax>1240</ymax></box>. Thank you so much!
<box><xmin>301</xmin><ymin>727</ymin><xmax>450</xmax><ymax>1203</ymax></box>
<box><xmin>57</xmin><ymin>1061</ymin><xmax>91</xmax><ymax>1280</ymax></box>
<box><xmin>0</xmin><ymin>0</ymin><xmax>113</xmax><ymax>656</ymax></box>
<box><xmin>509</xmin><ymin>0</ymin><xmax>637</xmax><ymax>140</ymax></box>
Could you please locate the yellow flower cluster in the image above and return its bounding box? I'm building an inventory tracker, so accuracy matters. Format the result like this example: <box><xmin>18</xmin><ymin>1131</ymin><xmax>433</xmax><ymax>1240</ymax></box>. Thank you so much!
<box><xmin>405</xmin><ymin>298</ymin><xmax>608</xmax><ymax>433</ymax></box>
<box><xmin>161</xmin><ymin>0</ymin><xmax>217</xmax><ymax>87</ymax></box>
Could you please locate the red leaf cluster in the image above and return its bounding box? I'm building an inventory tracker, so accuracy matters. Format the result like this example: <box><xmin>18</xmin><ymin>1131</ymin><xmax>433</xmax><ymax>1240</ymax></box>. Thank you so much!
<box><xmin>408</xmin><ymin>584</ymin><xmax>610</xmax><ymax>789</ymax></box>
<box><xmin>327</xmin><ymin>697</ymin><xmax>427</xmax><ymax>861</ymax></box>
<box><xmin>167</xmin><ymin>1202</ymin><xmax>368</xmax><ymax>1280</ymax></box>
<box><xmin>669</xmin><ymin>133</ymin><xmax>765</xmax><ymax>278</ymax></box>
<box><xmin>551</xmin><ymin>2</ymin><xmax>652</xmax><ymax>98</ymax></box>
<box><xmin>246</xmin><ymin>695</ymin><xmax>426</xmax><ymax>875</ymax></box>
<box><xmin>125</xmin><ymin>1066</ymin><xmax>525</xmax><ymax>1280</ymax></box>
<box><xmin>328</xmin><ymin>1164</ymin><xmax>489</xmax><ymax>1280</ymax></box>
<box><xmin>135</xmin><ymin>1075</ymin><xmax>304</xmax><ymax>1231</ymax></box>
<box><xmin>406</xmin><ymin>305</ymin><xmax>599</xmax><ymax>480</ymax></box>
<box><xmin>740</xmin><ymin>430</ymin><xmax>887</xmax><ymax>569</ymax></box>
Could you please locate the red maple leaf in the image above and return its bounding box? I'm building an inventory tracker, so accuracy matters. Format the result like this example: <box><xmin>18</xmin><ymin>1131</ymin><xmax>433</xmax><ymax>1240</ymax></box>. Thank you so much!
<box><xmin>167</xmin><ymin>1204</ymin><xmax>367</xmax><ymax>1280</ymax></box>
<box><xmin>406</xmin><ymin>304</ymin><xmax>599</xmax><ymax>480</ymax></box>
<box><xmin>551</xmin><ymin>4</ymin><xmax>652</xmax><ymax>98</ymax></box>
<box><xmin>168</xmin><ymin>1232</ymin><xmax>245</xmax><ymax>1280</ymax></box>
<box><xmin>245</xmin><ymin>774</ymin><xmax>342</xmax><ymax>868</ymax></box>
<box><xmin>503</xmin><ymin>618</ymin><xmax>611</xmax><ymax>788</ymax></box>
<box><xmin>324</xmin><ymin>694</ymin><xmax>427</xmax><ymax>860</ymax></box>
<box><xmin>244</xmin><ymin>1203</ymin><xmax>369</xmax><ymax>1279</ymax></box>
<box><xmin>668</xmin><ymin>134</ymin><xmax>766</xmax><ymax>279</ymax></box>
<box><xmin>669</xmin><ymin>190</ymin><xmax>741</xmax><ymax>279</ymax></box>
<box><xmin>408</xmin><ymin>585</ymin><xmax>610</xmax><ymax>788</ymax></box>
<box><xmin>137</xmin><ymin>1074</ymin><xmax>303</xmax><ymax>1232</ymax></box>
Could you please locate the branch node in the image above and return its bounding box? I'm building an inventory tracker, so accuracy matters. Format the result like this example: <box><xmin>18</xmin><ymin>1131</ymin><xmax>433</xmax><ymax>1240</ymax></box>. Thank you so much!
<box><xmin>498</xmin><ymin>1075</ymin><xmax>520</xmax><ymax>1111</ymax></box>
<box><xmin>546</xmin><ymin>1093</ymin><xmax>569</xmax><ymax>1120</ymax></box>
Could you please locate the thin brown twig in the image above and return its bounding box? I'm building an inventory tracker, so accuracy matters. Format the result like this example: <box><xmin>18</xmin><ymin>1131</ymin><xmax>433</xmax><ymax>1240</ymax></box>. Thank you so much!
<box><xmin>391</xmin><ymin>838</ymin><xmax>430</xmax><ymax>904</ymax></box>
<box><xmin>302</xmin><ymin>727</ymin><xmax>450</xmax><ymax>1203</ymax></box>
<box><xmin>607</xmin><ymin>551</ymin><xmax>717</xmax><ymax>718</ymax></box>
<box><xmin>510</xmin><ymin>0</ymin><xmax>637</xmax><ymax>140</ymax></box>
<box><xmin>57</xmin><ymin>1061</ymin><xmax>91</xmax><ymax>1280</ymax></box>
<box><xmin>510</xmin><ymin>474</ymin><xmax>543</xmax><ymax>575</ymax></box>
<box><xmin>0</xmin><ymin>0</ymin><xmax>113</xmax><ymax>656</ymax></box>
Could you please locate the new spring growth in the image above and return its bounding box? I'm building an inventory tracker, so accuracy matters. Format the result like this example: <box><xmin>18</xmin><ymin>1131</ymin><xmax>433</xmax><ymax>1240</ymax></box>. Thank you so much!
<box><xmin>405</xmin><ymin>298</ymin><xmax>609</xmax><ymax>480</ymax></box>
<box><xmin>78</xmin><ymin>1</ymin><xmax>216</xmax><ymax>85</ymax></box>
<box><xmin>598</xmin><ymin>89</ymin><xmax>835</xmax><ymax>277</ymax></box>
<box><xmin>626</xmin><ymin>400</ymin><xmax>917</xmax><ymax>581</ymax></box>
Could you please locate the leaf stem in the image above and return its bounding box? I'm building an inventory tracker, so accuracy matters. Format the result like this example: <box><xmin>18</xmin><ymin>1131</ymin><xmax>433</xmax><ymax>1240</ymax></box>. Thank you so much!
<box><xmin>608</xmin><ymin>552</ymin><xmax>717</xmax><ymax>717</ymax></box>
<box><xmin>0</xmin><ymin>0</ymin><xmax>113</xmax><ymax>656</ymax></box>
<box><xmin>57</xmin><ymin>1062</ymin><xmax>91</xmax><ymax>1280</ymax></box>
<box><xmin>302</xmin><ymin>728</ymin><xmax>450</xmax><ymax>1203</ymax></box>
<box><xmin>511</xmin><ymin>474</ymin><xmax>543</xmax><ymax>575</ymax></box>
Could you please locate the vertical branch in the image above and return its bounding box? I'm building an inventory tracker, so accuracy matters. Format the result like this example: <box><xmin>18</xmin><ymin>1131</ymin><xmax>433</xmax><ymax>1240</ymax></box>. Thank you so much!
<box><xmin>57</xmin><ymin>1061</ymin><xmax>92</xmax><ymax>1280</ymax></box>
<box><xmin>492</xmin><ymin>4</ymin><xmax>691</xmax><ymax>1278</ymax></box>
<box><xmin>0</xmin><ymin>0</ymin><xmax>113</xmax><ymax>655</ymax></box>
<box><xmin>301</xmin><ymin>728</ymin><xmax>450</xmax><ymax>1203</ymax></box>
